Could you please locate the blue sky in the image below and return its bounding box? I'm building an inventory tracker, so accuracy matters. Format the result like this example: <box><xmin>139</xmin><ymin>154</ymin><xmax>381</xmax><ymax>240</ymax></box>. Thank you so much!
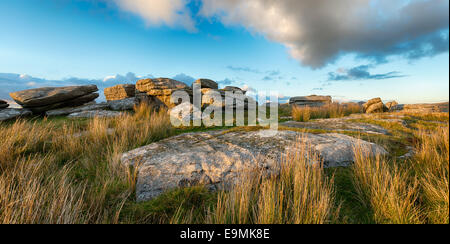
<box><xmin>0</xmin><ymin>0</ymin><xmax>448</xmax><ymax>104</ymax></box>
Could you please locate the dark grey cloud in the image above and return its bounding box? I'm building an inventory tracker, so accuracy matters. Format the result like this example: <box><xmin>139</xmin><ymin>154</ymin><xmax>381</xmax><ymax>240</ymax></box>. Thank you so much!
<box><xmin>201</xmin><ymin>0</ymin><xmax>449</xmax><ymax>68</ymax></box>
<box><xmin>328</xmin><ymin>65</ymin><xmax>406</xmax><ymax>81</ymax></box>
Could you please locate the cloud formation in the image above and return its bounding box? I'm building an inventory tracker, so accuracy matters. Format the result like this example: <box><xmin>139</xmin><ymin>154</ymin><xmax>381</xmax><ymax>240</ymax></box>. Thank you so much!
<box><xmin>328</xmin><ymin>65</ymin><xmax>405</xmax><ymax>81</ymax></box>
<box><xmin>200</xmin><ymin>0</ymin><xmax>449</xmax><ymax>68</ymax></box>
<box><xmin>109</xmin><ymin>0</ymin><xmax>449</xmax><ymax>68</ymax></box>
<box><xmin>113</xmin><ymin>0</ymin><xmax>197</xmax><ymax>31</ymax></box>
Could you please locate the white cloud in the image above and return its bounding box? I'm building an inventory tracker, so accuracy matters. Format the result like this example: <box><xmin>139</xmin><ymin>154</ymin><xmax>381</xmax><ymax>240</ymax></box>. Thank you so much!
<box><xmin>113</xmin><ymin>0</ymin><xmax>197</xmax><ymax>32</ymax></box>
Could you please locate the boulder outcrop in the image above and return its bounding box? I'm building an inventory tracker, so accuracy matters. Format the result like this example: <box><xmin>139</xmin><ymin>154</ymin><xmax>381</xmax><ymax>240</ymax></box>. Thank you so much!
<box><xmin>363</xmin><ymin>98</ymin><xmax>387</xmax><ymax>114</ymax></box>
<box><xmin>221</xmin><ymin>86</ymin><xmax>247</xmax><ymax>95</ymax></box>
<box><xmin>385</xmin><ymin>101</ymin><xmax>399</xmax><ymax>111</ymax></box>
<box><xmin>121</xmin><ymin>129</ymin><xmax>388</xmax><ymax>202</ymax></box>
<box><xmin>9</xmin><ymin>85</ymin><xmax>99</xmax><ymax>113</ymax></box>
<box><xmin>200</xmin><ymin>86</ymin><xmax>256</xmax><ymax>110</ymax></box>
<box><xmin>104</xmin><ymin>84</ymin><xmax>136</xmax><ymax>101</ymax></box>
<box><xmin>193</xmin><ymin>79</ymin><xmax>218</xmax><ymax>89</ymax></box>
<box><xmin>289</xmin><ymin>95</ymin><xmax>332</xmax><ymax>107</ymax></box>
<box><xmin>136</xmin><ymin>78</ymin><xmax>192</xmax><ymax>108</ymax></box>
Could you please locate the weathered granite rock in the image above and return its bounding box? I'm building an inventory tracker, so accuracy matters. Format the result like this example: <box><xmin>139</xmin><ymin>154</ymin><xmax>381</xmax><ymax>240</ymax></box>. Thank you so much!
<box><xmin>10</xmin><ymin>85</ymin><xmax>98</xmax><ymax>108</ymax></box>
<box><xmin>0</xmin><ymin>100</ymin><xmax>8</xmax><ymax>109</ymax></box>
<box><xmin>193</xmin><ymin>79</ymin><xmax>218</xmax><ymax>89</ymax></box>
<box><xmin>26</xmin><ymin>93</ymin><xmax>100</xmax><ymax>114</ymax></box>
<box><xmin>0</xmin><ymin>108</ymin><xmax>32</xmax><ymax>121</ymax></box>
<box><xmin>385</xmin><ymin>101</ymin><xmax>399</xmax><ymax>111</ymax></box>
<box><xmin>104</xmin><ymin>84</ymin><xmax>136</xmax><ymax>101</ymax></box>
<box><xmin>121</xmin><ymin>129</ymin><xmax>388</xmax><ymax>202</ymax></box>
<box><xmin>67</xmin><ymin>110</ymin><xmax>122</xmax><ymax>119</ymax></box>
<box><xmin>46</xmin><ymin>102</ymin><xmax>109</xmax><ymax>116</ymax></box>
<box><xmin>135</xmin><ymin>91</ymin><xmax>167</xmax><ymax>110</ymax></box>
<box><xmin>289</xmin><ymin>95</ymin><xmax>332</xmax><ymax>107</ymax></box>
<box><xmin>136</xmin><ymin>78</ymin><xmax>189</xmax><ymax>90</ymax></box>
<box><xmin>201</xmin><ymin>88</ymin><xmax>256</xmax><ymax>110</ymax></box>
<box><xmin>363</xmin><ymin>98</ymin><xmax>382</xmax><ymax>112</ymax></box>
<box><xmin>221</xmin><ymin>86</ymin><xmax>247</xmax><ymax>95</ymax></box>
<box><xmin>365</xmin><ymin>102</ymin><xmax>386</xmax><ymax>114</ymax></box>
<box><xmin>108</xmin><ymin>97</ymin><xmax>138</xmax><ymax>111</ymax></box>
<box><xmin>136</xmin><ymin>78</ymin><xmax>192</xmax><ymax>108</ymax></box>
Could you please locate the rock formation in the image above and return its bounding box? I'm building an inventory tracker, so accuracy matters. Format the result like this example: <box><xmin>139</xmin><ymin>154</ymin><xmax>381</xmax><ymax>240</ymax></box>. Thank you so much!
<box><xmin>221</xmin><ymin>86</ymin><xmax>247</xmax><ymax>95</ymax></box>
<box><xmin>289</xmin><ymin>95</ymin><xmax>332</xmax><ymax>107</ymax></box>
<box><xmin>121</xmin><ymin>129</ymin><xmax>388</xmax><ymax>202</ymax></box>
<box><xmin>363</xmin><ymin>98</ymin><xmax>387</xmax><ymax>114</ymax></box>
<box><xmin>385</xmin><ymin>101</ymin><xmax>399</xmax><ymax>111</ymax></box>
<box><xmin>104</xmin><ymin>84</ymin><xmax>136</xmax><ymax>101</ymax></box>
<box><xmin>136</xmin><ymin>78</ymin><xmax>192</xmax><ymax>109</ymax></box>
<box><xmin>9</xmin><ymin>85</ymin><xmax>99</xmax><ymax>113</ymax></box>
<box><xmin>193</xmin><ymin>79</ymin><xmax>218</xmax><ymax>89</ymax></box>
<box><xmin>0</xmin><ymin>108</ymin><xmax>32</xmax><ymax>121</ymax></box>
<box><xmin>0</xmin><ymin>100</ymin><xmax>9</xmax><ymax>109</ymax></box>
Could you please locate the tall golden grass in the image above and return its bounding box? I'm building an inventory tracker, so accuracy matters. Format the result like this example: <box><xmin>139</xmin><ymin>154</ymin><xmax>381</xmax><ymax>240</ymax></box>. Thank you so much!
<box><xmin>0</xmin><ymin>104</ymin><xmax>172</xmax><ymax>223</ymax></box>
<box><xmin>172</xmin><ymin>143</ymin><xmax>337</xmax><ymax>224</ymax></box>
<box><xmin>0</xmin><ymin>104</ymin><xmax>448</xmax><ymax>224</ymax></box>
<box><xmin>412</xmin><ymin>126</ymin><xmax>449</xmax><ymax>224</ymax></box>
<box><xmin>352</xmin><ymin>147</ymin><xmax>422</xmax><ymax>224</ymax></box>
<box><xmin>292</xmin><ymin>102</ymin><xmax>361</xmax><ymax>122</ymax></box>
<box><xmin>351</xmin><ymin>124</ymin><xmax>449</xmax><ymax>224</ymax></box>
